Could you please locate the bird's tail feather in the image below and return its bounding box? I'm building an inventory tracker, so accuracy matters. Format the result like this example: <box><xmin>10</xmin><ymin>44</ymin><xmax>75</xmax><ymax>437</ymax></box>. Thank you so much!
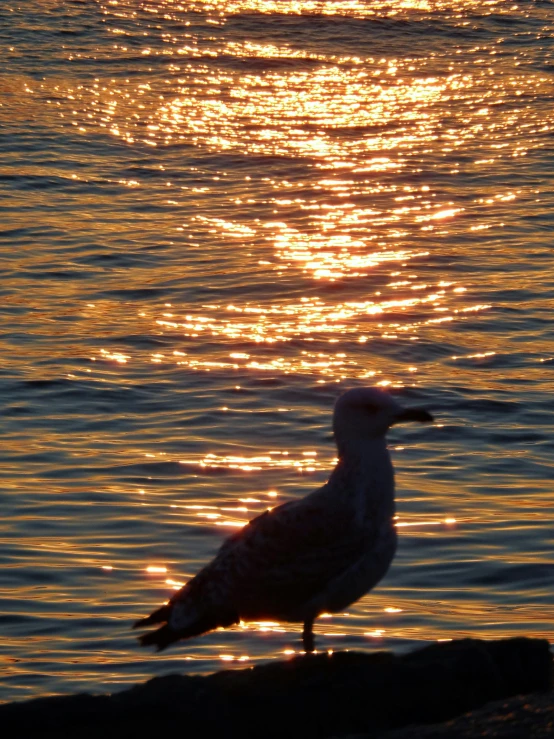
<box><xmin>136</xmin><ymin>617</ymin><xmax>220</xmax><ymax>652</ymax></box>
<box><xmin>133</xmin><ymin>604</ymin><xmax>172</xmax><ymax>630</ymax></box>
<box><xmin>137</xmin><ymin>623</ymin><xmax>180</xmax><ymax>652</ymax></box>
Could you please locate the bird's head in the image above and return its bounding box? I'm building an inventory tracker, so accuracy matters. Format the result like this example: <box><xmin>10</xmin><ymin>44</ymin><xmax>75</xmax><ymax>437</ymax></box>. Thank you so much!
<box><xmin>332</xmin><ymin>387</ymin><xmax>433</xmax><ymax>455</ymax></box>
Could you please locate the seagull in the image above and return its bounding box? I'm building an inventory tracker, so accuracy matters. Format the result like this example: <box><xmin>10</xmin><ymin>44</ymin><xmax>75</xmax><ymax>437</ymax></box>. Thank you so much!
<box><xmin>134</xmin><ymin>387</ymin><xmax>433</xmax><ymax>653</ymax></box>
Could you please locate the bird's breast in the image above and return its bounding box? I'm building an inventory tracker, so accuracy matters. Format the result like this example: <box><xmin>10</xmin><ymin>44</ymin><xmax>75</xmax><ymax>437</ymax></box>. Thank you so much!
<box><xmin>320</xmin><ymin>520</ymin><xmax>397</xmax><ymax>615</ymax></box>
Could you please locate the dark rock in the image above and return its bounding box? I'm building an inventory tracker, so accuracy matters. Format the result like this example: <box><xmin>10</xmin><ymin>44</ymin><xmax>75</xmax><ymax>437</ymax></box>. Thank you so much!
<box><xmin>376</xmin><ymin>690</ymin><xmax>554</xmax><ymax>739</ymax></box>
<box><xmin>0</xmin><ymin>638</ymin><xmax>550</xmax><ymax>739</ymax></box>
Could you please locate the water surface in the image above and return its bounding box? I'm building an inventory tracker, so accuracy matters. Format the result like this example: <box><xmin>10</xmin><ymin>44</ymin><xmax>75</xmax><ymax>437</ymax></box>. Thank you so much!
<box><xmin>1</xmin><ymin>0</ymin><xmax>553</xmax><ymax>702</ymax></box>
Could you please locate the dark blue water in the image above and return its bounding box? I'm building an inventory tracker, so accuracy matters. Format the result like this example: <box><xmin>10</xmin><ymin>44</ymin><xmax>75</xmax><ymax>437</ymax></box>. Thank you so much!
<box><xmin>1</xmin><ymin>0</ymin><xmax>553</xmax><ymax>703</ymax></box>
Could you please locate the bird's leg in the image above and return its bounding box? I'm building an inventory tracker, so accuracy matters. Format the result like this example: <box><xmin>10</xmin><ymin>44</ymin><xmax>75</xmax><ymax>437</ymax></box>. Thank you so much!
<box><xmin>302</xmin><ymin>618</ymin><xmax>315</xmax><ymax>653</ymax></box>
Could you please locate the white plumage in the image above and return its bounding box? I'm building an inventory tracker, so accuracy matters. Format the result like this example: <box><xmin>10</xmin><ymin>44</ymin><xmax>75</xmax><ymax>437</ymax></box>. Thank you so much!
<box><xmin>134</xmin><ymin>387</ymin><xmax>433</xmax><ymax>652</ymax></box>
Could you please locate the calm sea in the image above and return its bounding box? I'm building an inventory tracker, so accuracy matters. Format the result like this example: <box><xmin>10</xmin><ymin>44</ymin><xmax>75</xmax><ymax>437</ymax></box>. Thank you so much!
<box><xmin>1</xmin><ymin>0</ymin><xmax>553</xmax><ymax>703</ymax></box>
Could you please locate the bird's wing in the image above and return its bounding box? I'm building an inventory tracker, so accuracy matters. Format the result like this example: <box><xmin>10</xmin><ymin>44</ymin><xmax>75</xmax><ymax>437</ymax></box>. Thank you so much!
<box><xmin>208</xmin><ymin>493</ymin><xmax>369</xmax><ymax>618</ymax></box>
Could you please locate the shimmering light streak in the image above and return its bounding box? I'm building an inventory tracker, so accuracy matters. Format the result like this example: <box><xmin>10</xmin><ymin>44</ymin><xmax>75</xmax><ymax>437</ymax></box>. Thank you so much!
<box><xmin>180</xmin><ymin>451</ymin><xmax>333</xmax><ymax>473</ymax></box>
<box><xmin>144</xmin><ymin>285</ymin><xmax>487</xmax><ymax>381</ymax></box>
<box><xmin>395</xmin><ymin>518</ymin><xmax>457</xmax><ymax>528</ymax></box>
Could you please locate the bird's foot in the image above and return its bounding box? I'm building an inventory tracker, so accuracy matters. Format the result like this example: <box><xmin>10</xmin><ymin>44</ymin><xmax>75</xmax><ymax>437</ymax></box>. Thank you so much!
<box><xmin>302</xmin><ymin>619</ymin><xmax>315</xmax><ymax>653</ymax></box>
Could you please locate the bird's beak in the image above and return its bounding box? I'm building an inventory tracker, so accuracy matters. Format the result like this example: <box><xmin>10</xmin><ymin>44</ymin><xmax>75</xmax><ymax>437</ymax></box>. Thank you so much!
<box><xmin>393</xmin><ymin>407</ymin><xmax>434</xmax><ymax>424</ymax></box>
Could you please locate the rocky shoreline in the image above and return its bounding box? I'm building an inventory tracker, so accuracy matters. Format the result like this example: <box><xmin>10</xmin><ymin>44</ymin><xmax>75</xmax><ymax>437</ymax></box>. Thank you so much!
<box><xmin>376</xmin><ymin>690</ymin><xmax>554</xmax><ymax>739</ymax></box>
<box><xmin>0</xmin><ymin>637</ymin><xmax>551</xmax><ymax>738</ymax></box>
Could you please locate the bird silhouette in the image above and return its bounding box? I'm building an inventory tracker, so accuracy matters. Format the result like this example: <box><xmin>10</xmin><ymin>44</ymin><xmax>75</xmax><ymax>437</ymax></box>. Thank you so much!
<box><xmin>134</xmin><ymin>387</ymin><xmax>433</xmax><ymax>652</ymax></box>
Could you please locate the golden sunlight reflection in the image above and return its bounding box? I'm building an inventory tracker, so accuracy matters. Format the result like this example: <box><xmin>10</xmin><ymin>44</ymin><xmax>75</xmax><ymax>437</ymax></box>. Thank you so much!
<box><xmin>61</xmin><ymin>0</ymin><xmax>550</xmax><ymax>176</ymax></box>
<box><xmin>98</xmin><ymin>349</ymin><xmax>130</xmax><ymax>364</ymax></box>
<box><xmin>395</xmin><ymin>518</ymin><xmax>457</xmax><ymax>528</ymax></box>
<box><xmin>43</xmin><ymin>0</ymin><xmax>537</xmax><ymax>395</ymax></box>
<box><xmin>127</xmin><ymin>64</ymin><xmax>445</xmax><ymax>163</ymax></box>
<box><xmin>251</xmin><ymin>621</ymin><xmax>286</xmax><ymax>633</ymax></box>
<box><xmin>219</xmin><ymin>654</ymin><xmax>249</xmax><ymax>662</ymax></box>
<box><xmin>99</xmin><ymin>1</ymin><xmax>523</xmax><ymax>22</ymax></box>
<box><xmin>180</xmin><ymin>451</ymin><xmax>325</xmax><ymax>473</ymax></box>
<box><xmin>132</xmin><ymin>284</ymin><xmax>488</xmax><ymax>382</ymax></box>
